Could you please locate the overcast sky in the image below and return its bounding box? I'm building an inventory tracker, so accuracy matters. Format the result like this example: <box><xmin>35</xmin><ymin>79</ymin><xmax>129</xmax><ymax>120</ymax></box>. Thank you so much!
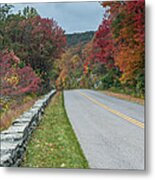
<box><xmin>11</xmin><ymin>2</ymin><xmax>104</xmax><ymax>34</ymax></box>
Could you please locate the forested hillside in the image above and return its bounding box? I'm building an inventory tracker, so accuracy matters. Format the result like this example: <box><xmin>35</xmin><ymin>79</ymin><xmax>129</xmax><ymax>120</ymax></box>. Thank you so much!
<box><xmin>66</xmin><ymin>31</ymin><xmax>94</xmax><ymax>47</ymax></box>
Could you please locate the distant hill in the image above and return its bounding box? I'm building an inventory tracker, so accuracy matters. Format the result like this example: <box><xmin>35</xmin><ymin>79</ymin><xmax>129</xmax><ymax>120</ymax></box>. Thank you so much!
<box><xmin>66</xmin><ymin>31</ymin><xmax>95</xmax><ymax>48</ymax></box>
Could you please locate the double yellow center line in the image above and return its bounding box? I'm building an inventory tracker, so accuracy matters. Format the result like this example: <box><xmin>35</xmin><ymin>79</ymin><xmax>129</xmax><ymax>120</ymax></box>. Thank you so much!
<box><xmin>79</xmin><ymin>92</ymin><xmax>144</xmax><ymax>129</ymax></box>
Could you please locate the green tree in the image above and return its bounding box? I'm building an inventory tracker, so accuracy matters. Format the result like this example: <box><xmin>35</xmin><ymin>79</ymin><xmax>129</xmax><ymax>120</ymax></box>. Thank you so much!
<box><xmin>22</xmin><ymin>6</ymin><xmax>39</xmax><ymax>19</ymax></box>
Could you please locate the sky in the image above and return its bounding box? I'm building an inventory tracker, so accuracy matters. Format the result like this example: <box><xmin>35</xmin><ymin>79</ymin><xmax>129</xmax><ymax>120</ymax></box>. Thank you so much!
<box><xmin>11</xmin><ymin>2</ymin><xmax>104</xmax><ymax>34</ymax></box>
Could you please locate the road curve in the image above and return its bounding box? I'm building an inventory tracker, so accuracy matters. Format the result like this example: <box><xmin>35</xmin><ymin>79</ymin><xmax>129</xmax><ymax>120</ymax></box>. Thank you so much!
<box><xmin>64</xmin><ymin>89</ymin><xmax>145</xmax><ymax>170</ymax></box>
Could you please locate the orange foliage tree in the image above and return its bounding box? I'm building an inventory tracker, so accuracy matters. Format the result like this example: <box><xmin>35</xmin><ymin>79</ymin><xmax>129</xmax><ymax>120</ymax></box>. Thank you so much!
<box><xmin>101</xmin><ymin>0</ymin><xmax>145</xmax><ymax>95</ymax></box>
<box><xmin>84</xmin><ymin>0</ymin><xmax>145</xmax><ymax>95</ymax></box>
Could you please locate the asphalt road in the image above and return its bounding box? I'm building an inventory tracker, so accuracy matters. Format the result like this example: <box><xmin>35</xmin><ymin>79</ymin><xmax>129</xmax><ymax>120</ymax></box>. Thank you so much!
<box><xmin>64</xmin><ymin>89</ymin><xmax>145</xmax><ymax>170</ymax></box>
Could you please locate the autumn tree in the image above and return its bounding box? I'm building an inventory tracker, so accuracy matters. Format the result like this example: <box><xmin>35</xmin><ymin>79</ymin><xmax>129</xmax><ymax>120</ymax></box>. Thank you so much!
<box><xmin>0</xmin><ymin>5</ymin><xmax>66</xmax><ymax>92</ymax></box>
<box><xmin>56</xmin><ymin>45</ymin><xmax>84</xmax><ymax>89</ymax></box>
<box><xmin>0</xmin><ymin>50</ymin><xmax>41</xmax><ymax>96</ymax></box>
<box><xmin>102</xmin><ymin>0</ymin><xmax>145</xmax><ymax>95</ymax></box>
<box><xmin>16</xmin><ymin>16</ymin><xmax>66</xmax><ymax>91</ymax></box>
<box><xmin>81</xmin><ymin>18</ymin><xmax>121</xmax><ymax>90</ymax></box>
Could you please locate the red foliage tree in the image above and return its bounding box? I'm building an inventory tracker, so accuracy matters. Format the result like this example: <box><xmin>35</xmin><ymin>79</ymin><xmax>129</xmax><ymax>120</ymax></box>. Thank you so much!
<box><xmin>94</xmin><ymin>19</ymin><xmax>115</xmax><ymax>69</ymax></box>
<box><xmin>0</xmin><ymin>50</ymin><xmax>41</xmax><ymax>96</ymax></box>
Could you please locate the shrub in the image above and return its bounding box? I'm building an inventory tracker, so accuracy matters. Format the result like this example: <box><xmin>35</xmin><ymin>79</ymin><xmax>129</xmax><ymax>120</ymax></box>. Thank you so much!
<box><xmin>0</xmin><ymin>50</ymin><xmax>41</xmax><ymax>96</ymax></box>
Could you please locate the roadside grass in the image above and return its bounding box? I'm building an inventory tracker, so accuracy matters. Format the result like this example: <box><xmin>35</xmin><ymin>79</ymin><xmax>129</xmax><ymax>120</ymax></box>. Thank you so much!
<box><xmin>21</xmin><ymin>92</ymin><xmax>89</xmax><ymax>168</ymax></box>
<box><xmin>100</xmin><ymin>90</ymin><xmax>144</xmax><ymax>105</ymax></box>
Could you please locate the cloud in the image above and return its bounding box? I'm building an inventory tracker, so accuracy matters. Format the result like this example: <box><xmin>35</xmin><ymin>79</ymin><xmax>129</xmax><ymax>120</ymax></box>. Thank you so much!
<box><xmin>12</xmin><ymin>2</ymin><xmax>104</xmax><ymax>33</ymax></box>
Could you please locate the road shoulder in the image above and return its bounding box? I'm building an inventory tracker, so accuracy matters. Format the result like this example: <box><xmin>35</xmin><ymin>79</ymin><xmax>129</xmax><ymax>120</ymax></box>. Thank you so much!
<box><xmin>99</xmin><ymin>90</ymin><xmax>144</xmax><ymax>105</ymax></box>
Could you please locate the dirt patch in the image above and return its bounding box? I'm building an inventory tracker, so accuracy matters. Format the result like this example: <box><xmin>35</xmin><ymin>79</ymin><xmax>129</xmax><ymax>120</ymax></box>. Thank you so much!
<box><xmin>0</xmin><ymin>99</ymin><xmax>37</xmax><ymax>131</ymax></box>
<box><xmin>101</xmin><ymin>91</ymin><xmax>144</xmax><ymax>105</ymax></box>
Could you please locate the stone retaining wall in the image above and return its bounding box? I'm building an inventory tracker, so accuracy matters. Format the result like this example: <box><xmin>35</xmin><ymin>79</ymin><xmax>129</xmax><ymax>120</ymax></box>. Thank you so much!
<box><xmin>0</xmin><ymin>90</ymin><xmax>56</xmax><ymax>167</ymax></box>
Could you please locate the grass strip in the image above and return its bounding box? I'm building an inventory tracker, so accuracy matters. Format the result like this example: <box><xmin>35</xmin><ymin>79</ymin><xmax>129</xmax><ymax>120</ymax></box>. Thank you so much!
<box><xmin>21</xmin><ymin>92</ymin><xmax>89</xmax><ymax>168</ymax></box>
